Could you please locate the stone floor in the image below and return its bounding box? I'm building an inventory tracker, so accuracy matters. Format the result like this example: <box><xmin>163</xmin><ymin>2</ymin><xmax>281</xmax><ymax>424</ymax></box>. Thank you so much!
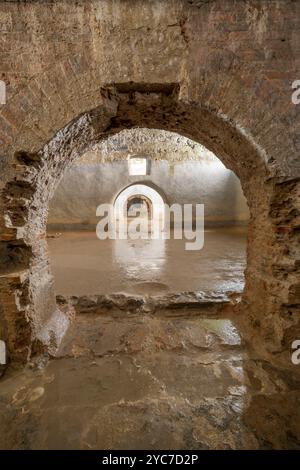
<box><xmin>48</xmin><ymin>227</ymin><xmax>247</xmax><ymax>296</ymax></box>
<box><xmin>1</xmin><ymin>308</ymin><xmax>300</xmax><ymax>450</ymax></box>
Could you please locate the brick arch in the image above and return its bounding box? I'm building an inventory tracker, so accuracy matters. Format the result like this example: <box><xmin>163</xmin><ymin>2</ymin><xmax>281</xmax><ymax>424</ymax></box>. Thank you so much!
<box><xmin>0</xmin><ymin>83</ymin><xmax>299</xmax><ymax>365</ymax></box>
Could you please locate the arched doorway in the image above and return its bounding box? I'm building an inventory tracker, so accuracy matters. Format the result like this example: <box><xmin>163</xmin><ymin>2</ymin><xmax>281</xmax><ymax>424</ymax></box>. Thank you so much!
<box><xmin>0</xmin><ymin>0</ymin><xmax>299</xmax><ymax>450</ymax></box>
<box><xmin>0</xmin><ymin>83</ymin><xmax>296</xmax><ymax>364</ymax></box>
<box><xmin>127</xmin><ymin>195</ymin><xmax>151</xmax><ymax>220</ymax></box>
<box><xmin>114</xmin><ymin>183</ymin><xmax>166</xmax><ymax>235</ymax></box>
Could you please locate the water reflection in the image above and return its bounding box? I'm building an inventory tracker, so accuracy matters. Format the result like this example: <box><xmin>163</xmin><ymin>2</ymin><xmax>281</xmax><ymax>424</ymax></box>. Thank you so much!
<box><xmin>114</xmin><ymin>237</ymin><xmax>166</xmax><ymax>283</ymax></box>
<box><xmin>48</xmin><ymin>227</ymin><xmax>247</xmax><ymax>296</ymax></box>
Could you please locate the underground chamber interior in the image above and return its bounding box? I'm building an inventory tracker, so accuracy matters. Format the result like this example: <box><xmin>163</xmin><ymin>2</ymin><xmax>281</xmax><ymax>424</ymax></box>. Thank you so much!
<box><xmin>2</xmin><ymin>132</ymin><xmax>300</xmax><ymax>451</ymax></box>
<box><xmin>1</xmin><ymin>0</ymin><xmax>300</xmax><ymax>451</ymax></box>
<box><xmin>47</xmin><ymin>129</ymin><xmax>249</xmax><ymax>299</ymax></box>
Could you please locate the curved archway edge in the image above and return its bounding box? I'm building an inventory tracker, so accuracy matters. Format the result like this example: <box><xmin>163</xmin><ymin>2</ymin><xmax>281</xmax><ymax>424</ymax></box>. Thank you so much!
<box><xmin>114</xmin><ymin>183</ymin><xmax>166</xmax><ymax>232</ymax></box>
<box><xmin>0</xmin><ymin>83</ymin><xmax>299</xmax><ymax>365</ymax></box>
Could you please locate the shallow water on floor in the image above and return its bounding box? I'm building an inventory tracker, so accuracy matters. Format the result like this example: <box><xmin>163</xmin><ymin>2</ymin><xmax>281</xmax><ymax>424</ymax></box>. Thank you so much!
<box><xmin>48</xmin><ymin>226</ymin><xmax>247</xmax><ymax>296</ymax></box>
<box><xmin>1</xmin><ymin>312</ymin><xmax>300</xmax><ymax>450</ymax></box>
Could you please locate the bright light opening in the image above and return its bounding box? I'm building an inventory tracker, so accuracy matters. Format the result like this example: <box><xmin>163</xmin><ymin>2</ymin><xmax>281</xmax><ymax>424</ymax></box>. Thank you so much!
<box><xmin>128</xmin><ymin>156</ymin><xmax>149</xmax><ymax>176</ymax></box>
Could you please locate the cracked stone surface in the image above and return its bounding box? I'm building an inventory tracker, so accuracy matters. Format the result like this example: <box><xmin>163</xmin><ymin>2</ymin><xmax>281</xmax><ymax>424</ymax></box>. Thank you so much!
<box><xmin>0</xmin><ymin>310</ymin><xmax>299</xmax><ymax>450</ymax></box>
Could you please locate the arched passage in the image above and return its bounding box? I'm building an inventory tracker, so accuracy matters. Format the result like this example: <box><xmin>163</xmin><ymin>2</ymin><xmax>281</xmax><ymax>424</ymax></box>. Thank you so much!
<box><xmin>114</xmin><ymin>183</ymin><xmax>166</xmax><ymax>233</ymax></box>
<box><xmin>0</xmin><ymin>83</ymin><xmax>298</xmax><ymax>364</ymax></box>
<box><xmin>127</xmin><ymin>195</ymin><xmax>152</xmax><ymax>219</ymax></box>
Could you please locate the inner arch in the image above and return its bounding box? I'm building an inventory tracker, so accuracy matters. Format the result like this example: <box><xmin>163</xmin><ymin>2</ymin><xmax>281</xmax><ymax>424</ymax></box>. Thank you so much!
<box><xmin>114</xmin><ymin>183</ymin><xmax>166</xmax><ymax>233</ymax></box>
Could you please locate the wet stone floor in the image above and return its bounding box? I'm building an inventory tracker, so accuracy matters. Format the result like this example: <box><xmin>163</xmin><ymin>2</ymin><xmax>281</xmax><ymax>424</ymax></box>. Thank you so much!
<box><xmin>1</xmin><ymin>310</ymin><xmax>300</xmax><ymax>450</ymax></box>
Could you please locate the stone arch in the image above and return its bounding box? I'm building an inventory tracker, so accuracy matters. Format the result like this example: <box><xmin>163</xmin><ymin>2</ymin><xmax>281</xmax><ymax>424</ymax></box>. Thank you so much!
<box><xmin>114</xmin><ymin>183</ymin><xmax>166</xmax><ymax>232</ymax></box>
<box><xmin>0</xmin><ymin>83</ymin><xmax>299</xmax><ymax>365</ymax></box>
<box><xmin>127</xmin><ymin>195</ymin><xmax>152</xmax><ymax>219</ymax></box>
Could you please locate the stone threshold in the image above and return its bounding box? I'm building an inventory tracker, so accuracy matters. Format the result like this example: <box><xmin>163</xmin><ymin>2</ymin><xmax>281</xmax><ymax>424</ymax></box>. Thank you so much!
<box><xmin>56</xmin><ymin>290</ymin><xmax>241</xmax><ymax>316</ymax></box>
